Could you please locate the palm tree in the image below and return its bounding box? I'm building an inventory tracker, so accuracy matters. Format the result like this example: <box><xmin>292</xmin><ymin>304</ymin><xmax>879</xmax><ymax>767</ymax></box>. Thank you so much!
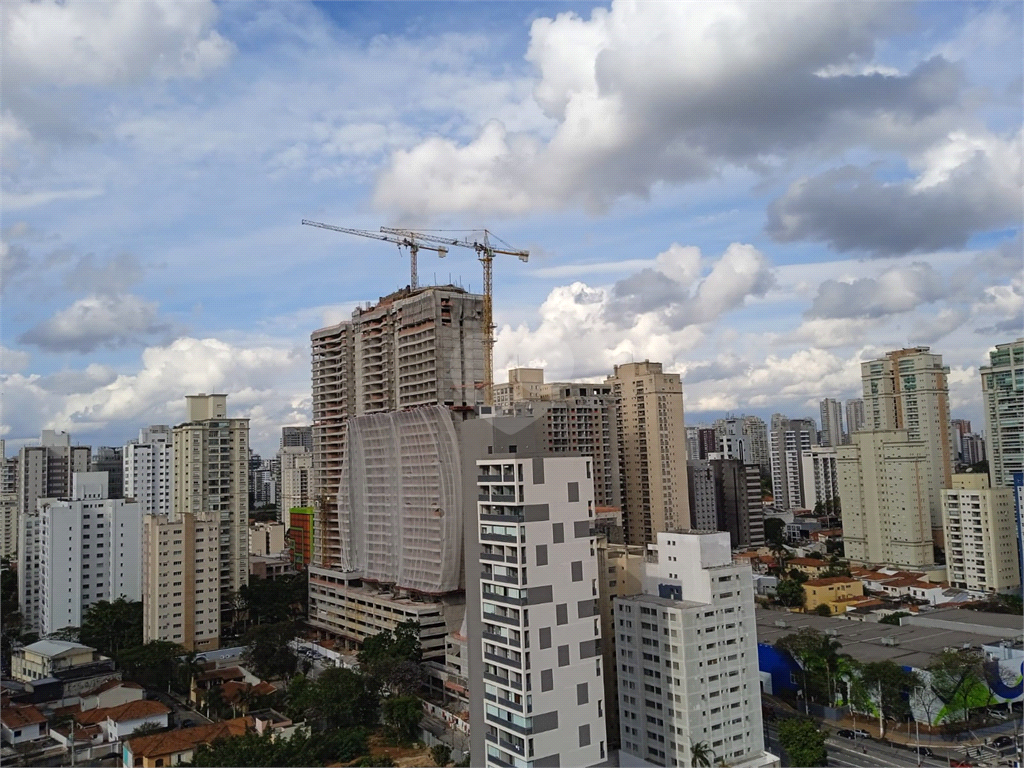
<box><xmin>690</xmin><ymin>740</ymin><xmax>714</xmax><ymax>768</ymax></box>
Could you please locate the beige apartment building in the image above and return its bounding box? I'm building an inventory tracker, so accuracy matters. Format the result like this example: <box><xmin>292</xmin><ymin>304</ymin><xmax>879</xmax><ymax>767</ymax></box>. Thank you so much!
<box><xmin>838</xmin><ymin>429</ymin><xmax>936</xmax><ymax>569</ymax></box>
<box><xmin>942</xmin><ymin>474</ymin><xmax>1020</xmax><ymax>594</ymax></box>
<box><xmin>310</xmin><ymin>286</ymin><xmax>485</xmax><ymax>569</ymax></box>
<box><xmin>861</xmin><ymin>347</ymin><xmax>954</xmax><ymax>533</ymax></box>
<box><xmin>606</xmin><ymin>361</ymin><xmax>690</xmax><ymax>544</ymax></box>
<box><xmin>278</xmin><ymin>446</ymin><xmax>312</xmax><ymax>521</ymax></box>
<box><xmin>143</xmin><ymin>394</ymin><xmax>249</xmax><ymax>651</ymax></box>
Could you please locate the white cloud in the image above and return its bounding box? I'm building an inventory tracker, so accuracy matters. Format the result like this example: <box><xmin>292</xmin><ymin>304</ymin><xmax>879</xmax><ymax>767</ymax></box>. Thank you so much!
<box><xmin>1</xmin><ymin>346</ymin><xmax>30</xmax><ymax>374</ymax></box>
<box><xmin>3</xmin><ymin>188</ymin><xmax>104</xmax><ymax>210</ymax></box>
<box><xmin>1</xmin><ymin>0</ymin><xmax>234</xmax><ymax>87</ymax></box>
<box><xmin>18</xmin><ymin>294</ymin><xmax>175</xmax><ymax>353</ymax></box>
<box><xmin>372</xmin><ymin>1</ymin><xmax>971</xmax><ymax>217</ymax></box>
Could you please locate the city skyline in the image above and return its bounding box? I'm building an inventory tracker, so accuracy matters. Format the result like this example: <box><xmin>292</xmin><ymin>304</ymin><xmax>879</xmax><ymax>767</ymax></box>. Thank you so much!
<box><xmin>1</xmin><ymin>1</ymin><xmax>1021</xmax><ymax>458</ymax></box>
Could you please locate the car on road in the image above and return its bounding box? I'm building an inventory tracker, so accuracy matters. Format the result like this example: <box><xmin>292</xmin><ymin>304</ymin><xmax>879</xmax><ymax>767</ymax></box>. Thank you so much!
<box><xmin>837</xmin><ymin>729</ymin><xmax>870</xmax><ymax>739</ymax></box>
<box><xmin>911</xmin><ymin>746</ymin><xmax>934</xmax><ymax>757</ymax></box>
<box><xmin>992</xmin><ymin>736</ymin><xmax>1014</xmax><ymax>749</ymax></box>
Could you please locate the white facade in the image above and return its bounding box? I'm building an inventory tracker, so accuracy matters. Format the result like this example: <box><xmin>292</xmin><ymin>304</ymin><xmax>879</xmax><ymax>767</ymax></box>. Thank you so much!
<box><xmin>845</xmin><ymin>399</ymin><xmax>865</xmax><ymax>440</ymax></box>
<box><xmin>800</xmin><ymin>446</ymin><xmax>839</xmax><ymax>512</ymax></box>
<box><xmin>769</xmin><ymin>418</ymin><xmax>815</xmax><ymax>510</ymax></box>
<box><xmin>278</xmin><ymin>445</ymin><xmax>312</xmax><ymax>521</ymax></box>
<box><xmin>18</xmin><ymin>472</ymin><xmax>142</xmax><ymax>636</ymax></box>
<box><xmin>123</xmin><ymin>425</ymin><xmax>173</xmax><ymax>516</ymax></box>
<box><xmin>942</xmin><ymin>474</ymin><xmax>1020</xmax><ymax>594</ymax></box>
<box><xmin>477</xmin><ymin>455</ymin><xmax>607</xmax><ymax>768</ymax></box>
<box><xmin>616</xmin><ymin>531</ymin><xmax>777</xmax><ymax>768</ymax></box>
<box><xmin>980</xmin><ymin>338</ymin><xmax>1023</xmax><ymax>488</ymax></box>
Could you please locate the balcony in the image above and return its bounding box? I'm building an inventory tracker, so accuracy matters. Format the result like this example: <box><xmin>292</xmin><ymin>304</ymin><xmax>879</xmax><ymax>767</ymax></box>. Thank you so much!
<box><xmin>482</xmin><ymin>589</ymin><xmax>527</xmax><ymax>607</ymax></box>
<box><xmin>485</xmin><ymin>651</ymin><xmax>523</xmax><ymax>668</ymax></box>
<box><xmin>483</xmin><ymin>570</ymin><xmax>520</xmax><ymax>586</ymax></box>
<box><xmin>482</xmin><ymin>630</ymin><xmax>520</xmax><ymax>648</ymax></box>
<box><xmin>481</xmin><ymin>532</ymin><xmax>519</xmax><ymax>544</ymax></box>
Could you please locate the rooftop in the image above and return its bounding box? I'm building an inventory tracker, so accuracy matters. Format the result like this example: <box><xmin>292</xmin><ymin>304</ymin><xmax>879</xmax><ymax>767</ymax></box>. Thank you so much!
<box><xmin>616</xmin><ymin>594</ymin><xmax>708</xmax><ymax>610</ymax></box>
<box><xmin>805</xmin><ymin>576</ymin><xmax>858</xmax><ymax>586</ymax></box>
<box><xmin>756</xmin><ymin>608</ymin><xmax>1023</xmax><ymax>669</ymax></box>
<box><xmin>19</xmin><ymin>640</ymin><xmax>95</xmax><ymax>658</ymax></box>
<box><xmin>1</xmin><ymin>703</ymin><xmax>46</xmax><ymax>729</ymax></box>
<box><xmin>125</xmin><ymin>717</ymin><xmax>253</xmax><ymax>758</ymax></box>
<box><xmin>76</xmin><ymin>699</ymin><xmax>170</xmax><ymax>725</ymax></box>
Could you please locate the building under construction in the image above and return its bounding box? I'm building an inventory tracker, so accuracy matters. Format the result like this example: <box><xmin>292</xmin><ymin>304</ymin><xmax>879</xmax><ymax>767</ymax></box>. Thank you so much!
<box><xmin>310</xmin><ymin>285</ymin><xmax>485</xmax><ymax>569</ymax></box>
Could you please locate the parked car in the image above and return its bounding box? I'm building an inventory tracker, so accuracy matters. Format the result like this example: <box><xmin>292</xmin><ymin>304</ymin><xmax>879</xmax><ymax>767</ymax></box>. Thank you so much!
<box><xmin>911</xmin><ymin>746</ymin><xmax>934</xmax><ymax>757</ymax></box>
<box><xmin>837</xmin><ymin>729</ymin><xmax>870</xmax><ymax>739</ymax></box>
<box><xmin>992</xmin><ymin>736</ymin><xmax>1014</xmax><ymax>749</ymax></box>
<box><xmin>852</xmin><ymin>729</ymin><xmax>871</xmax><ymax>739</ymax></box>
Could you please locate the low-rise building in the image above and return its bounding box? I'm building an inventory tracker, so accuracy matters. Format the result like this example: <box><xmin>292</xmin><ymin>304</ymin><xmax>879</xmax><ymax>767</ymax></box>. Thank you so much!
<box><xmin>802</xmin><ymin>576</ymin><xmax>864</xmax><ymax>614</ymax></box>
<box><xmin>122</xmin><ymin>716</ymin><xmax>252</xmax><ymax>768</ymax></box>
<box><xmin>1</xmin><ymin>703</ymin><xmax>47</xmax><ymax>744</ymax></box>
<box><xmin>786</xmin><ymin>558</ymin><xmax>832</xmax><ymax>577</ymax></box>
<box><xmin>76</xmin><ymin>699</ymin><xmax>171</xmax><ymax>742</ymax></box>
<box><xmin>11</xmin><ymin>640</ymin><xmax>105</xmax><ymax>683</ymax></box>
<box><xmin>249</xmin><ymin>521</ymin><xmax>287</xmax><ymax>557</ymax></box>
<box><xmin>249</xmin><ymin>553</ymin><xmax>295</xmax><ymax>580</ymax></box>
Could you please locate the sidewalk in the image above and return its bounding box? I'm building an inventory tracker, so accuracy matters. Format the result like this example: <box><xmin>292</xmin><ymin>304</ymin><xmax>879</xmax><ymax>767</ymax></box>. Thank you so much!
<box><xmin>829</xmin><ymin>714</ymin><xmax>1019</xmax><ymax>750</ymax></box>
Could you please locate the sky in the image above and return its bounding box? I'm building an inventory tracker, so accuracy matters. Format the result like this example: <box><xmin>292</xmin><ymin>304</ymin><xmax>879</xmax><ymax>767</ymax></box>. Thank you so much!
<box><xmin>1</xmin><ymin>0</ymin><xmax>1021</xmax><ymax>458</ymax></box>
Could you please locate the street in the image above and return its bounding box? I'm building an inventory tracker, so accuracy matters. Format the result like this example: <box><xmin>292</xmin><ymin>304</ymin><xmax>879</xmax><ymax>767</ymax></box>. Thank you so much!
<box><xmin>825</xmin><ymin>736</ymin><xmax>949</xmax><ymax>768</ymax></box>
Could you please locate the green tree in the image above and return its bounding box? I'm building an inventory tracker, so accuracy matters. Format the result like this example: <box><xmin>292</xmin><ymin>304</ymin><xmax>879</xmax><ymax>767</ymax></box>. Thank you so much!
<box><xmin>46</xmin><ymin>626</ymin><xmax>81</xmax><ymax>642</ymax></box>
<box><xmin>430</xmin><ymin>743</ymin><xmax>452</xmax><ymax>767</ymax></box>
<box><xmin>878</xmin><ymin>612</ymin><xmax>911</xmax><ymax>626</ymax></box>
<box><xmin>80</xmin><ymin>597</ymin><xmax>143</xmax><ymax>660</ymax></box>
<box><xmin>354</xmin><ymin>757</ymin><xmax>396</xmax><ymax>767</ymax></box>
<box><xmin>775</xmin><ymin>579</ymin><xmax>805</xmax><ymax>609</ymax></box>
<box><xmin>764</xmin><ymin>518</ymin><xmax>786</xmax><ymax>547</ymax></box>
<box><xmin>813</xmin><ymin>604</ymin><xmax>833</xmax><ymax>617</ymax></box>
<box><xmin>119</xmin><ymin>640</ymin><xmax>187</xmax><ymax>691</ymax></box>
<box><xmin>359</xmin><ymin>620</ymin><xmax>423</xmax><ymax>695</ymax></box>
<box><xmin>301</xmin><ymin>667</ymin><xmax>380</xmax><ymax>731</ymax></box>
<box><xmin>861</xmin><ymin>661</ymin><xmax>922</xmax><ymax>735</ymax></box>
<box><xmin>242</xmin><ymin>621</ymin><xmax>298</xmax><ymax>680</ymax></box>
<box><xmin>928</xmin><ymin>648</ymin><xmax>994</xmax><ymax>724</ymax></box>
<box><xmin>689</xmin><ymin>740</ymin><xmax>714</xmax><ymax>767</ymax></box>
<box><xmin>382</xmin><ymin>695</ymin><xmax>422</xmax><ymax>744</ymax></box>
<box><xmin>776</xmin><ymin>628</ymin><xmax>845</xmax><ymax>705</ymax></box>
<box><xmin>131</xmin><ymin>722</ymin><xmax>165</xmax><ymax>737</ymax></box>
<box><xmin>777</xmin><ymin>718</ymin><xmax>827</xmax><ymax>767</ymax></box>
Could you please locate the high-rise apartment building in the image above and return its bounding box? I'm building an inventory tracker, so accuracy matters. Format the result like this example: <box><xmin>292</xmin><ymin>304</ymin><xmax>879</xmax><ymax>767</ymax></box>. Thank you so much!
<box><xmin>981</xmin><ymin>338</ymin><xmax>1024</xmax><ymax>488</ymax></box>
<box><xmin>838</xmin><ymin>430</ymin><xmax>935</xmax><ymax>569</ymax></box>
<box><xmin>1</xmin><ymin>442</ymin><xmax>17</xmax><ymax>559</ymax></box>
<box><xmin>18</xmin><ymin>430</ymin><xmax>91</xmax><ymax>522</ymax></box>
<box><xmin>719</xmin><ymin>418</ymin><xmax>748</xmax><ymax>462</ymax></box>
<box><xmin>311</xmin><ymin>286</ymin><xmax>486</xmax><ymax>569</ymax></box>
<box><xmin>743</xmin><ymin>416</ymin><xmax>770</xmax><ymax>472</ymax></box>
<box><xmin>1014</xmin><ymin>472</ymin><xmax>1023</xmax><ymax>590</ymax></box>
<box><xmin>464</xmin><ymin>416</ymin><xmax>607</xmax><ymax>768</ymax></box>
<box><xmin>950</xmin><ymin>419</ymin><xmax>971</xmax><ymax>460</ymax></box>
<box><xmin>942</xmin><ymin>474</ymin><xmax>1020</xmax><ymax>594</ymax></box>
<box><xmin>497</xmin><ymin>370</ymin><xmax>620</xmax><ymax>510</ymax></box>
<box><xmin>768</xmin><ymin>417</ymin><xmax>816</xmax><ymax>510</ymax></box>
<box><xmin>143</xmin><ymin>395</ymin><xmax>249</xmax><ymax>651</ymax></box>
<box><xmin>687</xmin><ymin>459</ymin><xmax>765</xmax><ymax>548</ymax></box>
<box><xmin>697</xmin><ymin>428</ymin><xmax>717</xmax><ymax>460</ymax></box>
<box><xmin>818</xmin><ymin>398</ymin><xmax>844</xmax><ymax>448</ymax></box>
<box><xmin>800</xmin><ymin>446</ymin><xmax>840</xmax><ymax>513</ymax></box>
<box><xmin>606</xmin><ymin>361</ymin><xmax>690</xmax><ymax>544</ymax></box>
<box><xmin>278</xmin><ymin>446</ymin><xmax>312</xmax><ymax>521</ymax></box>
<box><xmin>615</xmin><ymin>530</ymin><xmax>778</xmax><ymax>768</ymax></box>
<box><xmin>123</xmin><ymin>426</ymin><xmax>173</xmax><ymax>516</ymax></box>
<box><xmin>18</xmin><ymin>473</ymin><xmax>142</xmax><ymax>636</ymax></box>
<box><xmin>89</xmin><ymin>447</ymin><xmax>124</xmax><ymax>499</ymax></box>
<box><xmin>861</xmin><ymin>347</ymin><xmax>953</xmax><ymax>530</ymax></box>
<box><xmin>845</xmin><ymin>399</ymin><xmax>865</xmax><ymax>440</ymax></box>
<box><xmin>687</xmin><ymin>460</ymin><xmax>719</xmax><ymax>531</ymax></box>
<box><xmin>961</xmin><ymin>434</ymin><xmax>986</xmax><ymax>466</ymax></box>
<box><xmin>685</xmin><ymin>427</ymin><xmax>700</xmax><ymax>463</ymax></box>
<box><xmin>280</xmin><ymin>425</ymin><xmax>313</xmax><ymax>451</ymax></box>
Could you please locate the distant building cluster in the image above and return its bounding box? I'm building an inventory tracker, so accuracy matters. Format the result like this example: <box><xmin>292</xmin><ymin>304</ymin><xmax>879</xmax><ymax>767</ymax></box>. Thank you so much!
<box><xmin>2</xmin><ymin>270</ymin><xmax>1019</xmax><ymax>768</ymax></box>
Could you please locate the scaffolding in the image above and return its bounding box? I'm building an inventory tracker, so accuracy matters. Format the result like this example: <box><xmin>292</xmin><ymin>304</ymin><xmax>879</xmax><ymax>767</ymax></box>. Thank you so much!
<box><xmin>337</xmin><ymin>405</ymin><xmax>464</xmax><ymax>594</ymax></box>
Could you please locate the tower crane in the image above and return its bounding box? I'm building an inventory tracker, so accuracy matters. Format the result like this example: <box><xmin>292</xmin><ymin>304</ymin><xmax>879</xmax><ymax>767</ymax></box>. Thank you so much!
<box><xmin>380</xmin><ymin>227</ymin><xmax>529</xmax><ymax>405</ymax></box>
<box><xmin>301</xmin><ymin>219</ymin><xmax>447</xmax><ymax>290</ymax></box>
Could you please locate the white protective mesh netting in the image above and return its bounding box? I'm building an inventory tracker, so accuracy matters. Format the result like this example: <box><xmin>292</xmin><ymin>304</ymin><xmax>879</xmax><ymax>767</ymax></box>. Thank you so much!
<box><xmin>337</xmin><ymin>405</ymin><xmax>464</xmax><ymax>593</ymax></box>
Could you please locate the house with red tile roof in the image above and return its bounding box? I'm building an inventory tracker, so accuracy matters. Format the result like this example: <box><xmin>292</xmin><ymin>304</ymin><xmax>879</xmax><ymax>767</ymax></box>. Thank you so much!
<box><xmin>1</xmin><ymin>703</ymin><xmax>47</xmax><ymax>744</ymax></box>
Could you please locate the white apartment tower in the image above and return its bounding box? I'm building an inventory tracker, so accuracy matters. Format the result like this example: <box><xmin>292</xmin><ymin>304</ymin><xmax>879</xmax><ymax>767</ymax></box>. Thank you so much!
<box><xmin>470</xmin><ymin>446</ymin><xmax>607</xmax><ymax>768</ymax></box>
<box><xmin>861</xmin><ymin>347</ymin><xmax>954</xmax><ymax>529</ymax></box>
<box><xmin>818</xmin><ymin>398</ymin><xmax>844</xmax><ymax>447</ymax></box>
<box><xmin>844</xmin><ymin>399</ymin><xmax>865</xmax><ymax>440</ymax></box>
<box><xmin>743</xmin><ymin>417</ymin><xmax>770</xmax><ymax>472</ymax></box>
<box><xmin>981</xmin><ymin>338</ymin><xmax>1024</xmax><ymax>488</ymax></box>
<box><xmin>800</xmin><ymin>446</ymin><xmax>840</xmax><ymax>513</ymax></box>
<box><xmin>310</xmin><ymin>286</ymin><xmax>485</xmax><ymax>569</ymax></box>
<box><xmin>123</xmin><ymin>426</ymin><xmax>174</xmax><ymax>515</ymax></box>
<box><xmin>606</xmin><ymin>361</ymin><xmax>691</xmax><ymax>545</ymax></box>
<box><xmin>768</xmin><ymin>417</ymin><xmax>816</xmax><ymax>510</ymax></box>
<box><xmin>18</xmin><ymin>472</ymin><xmax>142</xmax><ymax>636</ymax></box>
<box><xmin>278</xmin><ymin>445</ymin><xmax>313</xmax><ymax>521</ymax></box>
<box><xmin>942</xmin><ymin>474</ymin><xmax>1020</xmax><ymax>594</ymax></box>
<box><xmin>615</xmin><ymin>531</ymin><xmax>778</xmax><ymax>768</ymax></box>
<box><xmin>837</xmin><ymin>430</ymin><xmax>935</xmax><ymax>569</ymax></box>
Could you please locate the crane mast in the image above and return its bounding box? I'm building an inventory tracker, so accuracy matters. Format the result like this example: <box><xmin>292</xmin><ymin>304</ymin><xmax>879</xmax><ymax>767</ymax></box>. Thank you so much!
<box><xmin>380</xmin><ymin>227</ymin><xmax>529</xmax><ymax>405</ymax></box>
<box><xmin>301</xmin><ymin>219</ymin><xmax>447</xmax><ymax>290</ymax></box>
